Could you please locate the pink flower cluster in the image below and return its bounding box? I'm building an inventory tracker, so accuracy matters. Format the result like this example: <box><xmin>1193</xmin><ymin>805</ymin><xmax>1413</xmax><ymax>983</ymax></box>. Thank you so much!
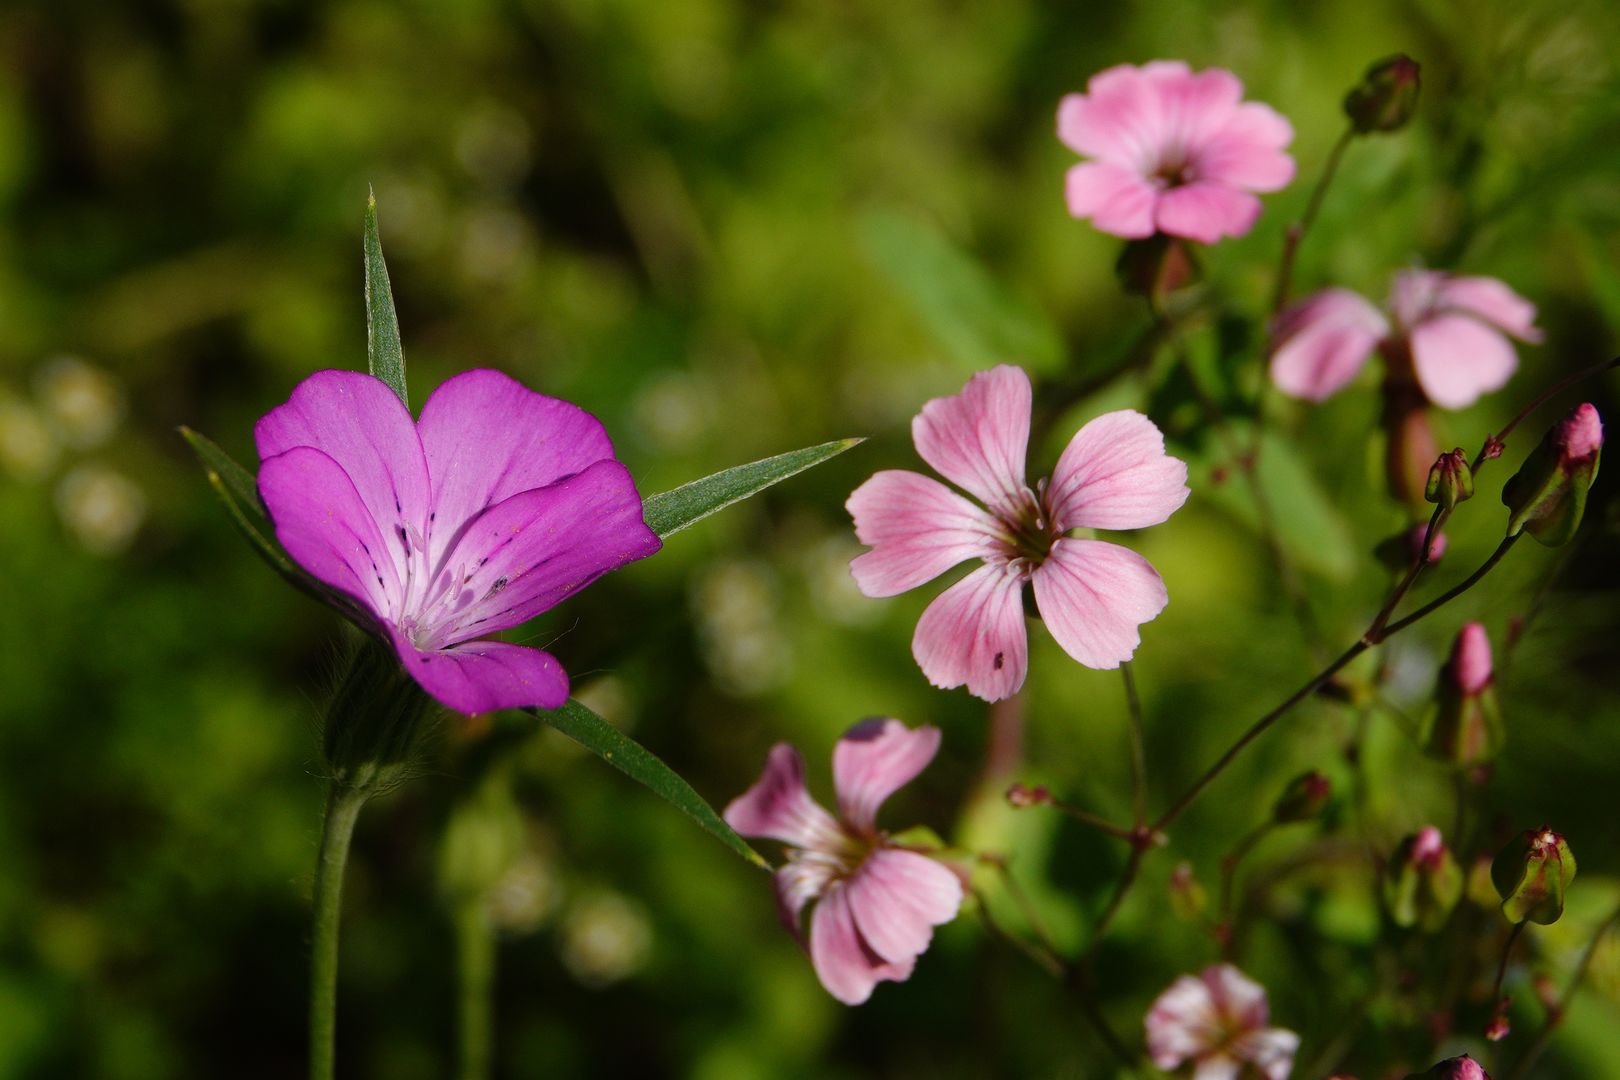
<box><xmin>1145</xmin><ymin>964</ymin><xmax>1300</xmax><ymax>1079</ymax></box>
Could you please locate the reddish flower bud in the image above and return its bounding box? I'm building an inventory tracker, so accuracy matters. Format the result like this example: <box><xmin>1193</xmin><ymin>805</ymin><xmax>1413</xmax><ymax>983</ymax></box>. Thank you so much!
<box><xmin>1375</xmin><ymin>524</ymin><xmax>1447</xmax><ymax>570</ymax></box>
<box><xmin>1484</xmin><ymin>1001</ymin><xmax>1512</xmax><ymax>1042</ymax></box>
<box><xmin>1406</xmin><ymin>1053</ymin><xmax>1491</xmax><ymax>1079</ymax></box>
<box><xmin>1169</xmin><ymin>861</ymin><xmax>1208</xmax><ymax>920</ymax></box>
<box><xmin>1492</xmin><ymin>827</ymin><xmax>1576</xmax><ymax>925</ymax></box>
<box><xmin>1425</xmin><ymin>448</ymin><xmax>1475</xmax><ymax>509</ymax></box>
<box><xmin>1345</xmin><ymin>54</ymin><xmax>1422</xmax><ymax>134</ymax></box>
<box><xmin>1115</xmin><ymin>235</ymin><xmax>1199</xmax><ymax>302</ymax></box>
<box><xmin>1384</xmin><ymin>826</ymin><xmax>1463</xmax><ymax>931</ymax></box>
<box><xmin>1502</xmin><ymin>403</ymin><xmax>1603</xmax><ymax>546</ymax></box>
<box><xmin>1006</xmin><ymin>782</ymin><xmax>1050</xmax><ymax>809</ymax></box>
<box><xmin>1273</xmin><ymin>770</ymin><xmax>1332</xmax><ymax>823</ymax></box>
<box><xmin>1423</xmin><ymin>622</ymin><xmax>1503</xmax><ymax>768</ymax></box>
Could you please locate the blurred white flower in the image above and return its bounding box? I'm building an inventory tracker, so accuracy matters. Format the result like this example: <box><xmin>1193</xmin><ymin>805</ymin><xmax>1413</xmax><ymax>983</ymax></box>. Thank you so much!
<box><xmin>487</xmin><ymin>847</ymin><xmax>559</xmax><ymax>937</ymax></box>
<box><xmin>0</xmin><ymin>394</ymin><xmax>61</xmax><ymax>480</ymax></box>
<box><xmin>803</xmin><ymin>534</ymin><xmax>881</xmax><ymax>627</ymax></box>
<box><xmin>560</xmin><ymin>892</ymin><xmax>652</xmax><ymax>988</ymax></box>
<box><xmin>632</xmin><ymin>370</ymin><xmax>716</xmax><ymax>453</ymax></box>
<box><xmin>56</xmin><ymin>463</ymin><xmax>145</xmax><ymax>555</ymax></box>
<box><xmin>34</xmin><ymin>356</ymin><xmax>124</xmax><ymax>449</ymax></box>
<box><xmin>691</xmin><ymin>559</ymin><xmax>789</xmax><ymax>695</ymax></box>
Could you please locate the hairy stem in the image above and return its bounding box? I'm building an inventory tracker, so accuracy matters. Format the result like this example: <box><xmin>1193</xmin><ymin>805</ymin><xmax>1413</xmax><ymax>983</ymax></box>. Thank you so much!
<box><xmin>310</xmin><ymin>784</ymin><xmax>368</xmax><ymax>1080</ymax></box>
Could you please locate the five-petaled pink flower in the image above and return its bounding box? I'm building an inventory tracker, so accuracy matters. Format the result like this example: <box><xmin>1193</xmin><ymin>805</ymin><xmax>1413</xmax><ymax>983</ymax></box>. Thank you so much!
<box><xmin>1145</xmin><ymin>963</ymin><xmax>1301</xmax><ymax>1080</ymax></box>
<box><xmin>723</xmin><ymin>719</ymin><xmax>963</xmax><ymax>1005</ymax></box>
<box><xmin>1058</xmin><ymin>61</ymin><xmax>1295</xmax><ymax>244</ymax></box>
<box><xmin>1270</xmin><ymin>270</ymin><xmax>1541</xmax><ymax>407</ymax></box>
<box><xmin>847</xmin><ymin>365</ymin><xmax>1188</xmax><ymax>702</ymax></box>
<box><xmin>255</xmin><ymin>369</ymin><xmax>661</xmax><ymax>715</ymax></box>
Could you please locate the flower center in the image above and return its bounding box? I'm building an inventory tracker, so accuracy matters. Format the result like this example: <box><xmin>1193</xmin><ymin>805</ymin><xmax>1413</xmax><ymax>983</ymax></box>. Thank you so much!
<box><xmin>991</xmin><ymin>484</ymin><xmax>1064</xmax><ymax>575</ymax></box>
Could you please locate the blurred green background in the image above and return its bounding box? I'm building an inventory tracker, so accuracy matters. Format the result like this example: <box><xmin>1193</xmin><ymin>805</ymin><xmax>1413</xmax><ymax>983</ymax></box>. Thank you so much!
<box><xmin>2</xmin><ymin>0</ymin><xmax>1620</xmax><ymax>1076</ymax></box>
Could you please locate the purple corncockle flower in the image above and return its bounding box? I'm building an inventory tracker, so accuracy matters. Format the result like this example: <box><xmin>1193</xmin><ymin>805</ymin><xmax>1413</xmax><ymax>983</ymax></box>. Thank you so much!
<box><xmin>723</xmin><ymin>719</ymin><xmax>963</xmax><ymax>1005</ymax></box>
<box><xmin>847</xmin><ymin>364</ymin><xmax>1189</xmax><ymax>702</ymax></box>
<box><xmin>1144</xmin><ymin>963</ymin><xmax>1300</xmax><ymax>1080</ymax></box>
<box><xmin>255</xmin><ymin>368</ymin><xmax>661</xmax><ymax>715</ymax></box>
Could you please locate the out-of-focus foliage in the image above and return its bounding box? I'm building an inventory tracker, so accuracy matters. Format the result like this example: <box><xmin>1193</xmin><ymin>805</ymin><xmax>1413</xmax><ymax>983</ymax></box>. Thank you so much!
<box><xmin>1</xmin><ymin>0</ymin><xmax>1618</xmax><ymax>1077</ymax></box>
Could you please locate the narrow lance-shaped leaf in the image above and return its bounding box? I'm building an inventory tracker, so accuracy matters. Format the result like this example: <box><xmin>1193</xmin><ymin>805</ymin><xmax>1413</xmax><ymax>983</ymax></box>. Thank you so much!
<box><xmin>642</xmin><ymin>437</ymin><xmax>863</xmax><ymax>539</ymax></box>
<box><xmin>179</xmin><ymin>425</ymin><xmax>264</xmax><ymax>521</ymax></box>
<box><xmin>523</xmin><ymin>700</ymin><xmax>768</xmax><ymax>870</ymax></box>
<box><xmin>364</xmin><ymin>190</ymin><xmax>408</xmax><ymax>407</ymax></box>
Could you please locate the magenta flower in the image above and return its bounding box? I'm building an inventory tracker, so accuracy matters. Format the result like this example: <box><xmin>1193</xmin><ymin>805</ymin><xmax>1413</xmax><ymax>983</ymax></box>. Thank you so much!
<box><xmin>1270</xmin><ymin>270</ymin><xmax>1541</xmax><ymax>407</ymax></box>
<box><xmin>847</xmin><ymin>365</ymin><xmax>1188</xmax><ymax>701</ymax></box>
<box><xmin>723</xmin><ymin>719</ymin><xmax>963</xmax><ymax>1005</ymax></box>
<box><xmin>255</xmin><ymin>369</ymin><xmax>661</xmax><ymax>715</ymax></box>
<box><xmin>1057</xmin><ymin>61</ymin><xmax>1295</xmax><ymax>244</ymax></box>
<box><xmin>1145</xmin><ymin>963</ymin><xmax>1300</xmax><ymax>1080</ymax></box>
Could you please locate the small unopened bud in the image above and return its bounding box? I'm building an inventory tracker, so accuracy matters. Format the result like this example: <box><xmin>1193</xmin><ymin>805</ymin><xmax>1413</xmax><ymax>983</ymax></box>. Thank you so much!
<box><xmin>1115</xmin><ymin>235</ymin><xmax>1198</xmax><ymax>302</ymax></box>
<box><xmin>1344</xmin><ymin>54</ymin><xmax>1422</xmax><ymax>134</ymax></box>
<box><xmin>1168</xmin><ymin>861</ymin><xmax>1207</xmax><ymax>920</ymax></box>
<box><xmin>1384</xmin><ymin>826</ymin><xmax>1463</xmax><ymax>931</ymax></box>
<box><xmin>1492</xmin><ymin>827</ymin><xmax>1576</xmax><ymax>925</ymax></box>
<box><xmin>324</xmin><ymin>635</ymin><xmax>440</xmax><ymax>794</ymax></box>
<box><xmin>1425</xmin><ymin>448</ymin><xmax>1474</xmax><ymax>510</ymax></box>
<box><xmin>1423</xmin><ymin>622</ymin><xmax>1503</xmax><ymax>768</ymax></box>
<box><xmin>1484</xmin><ymin>1001</ymin><xmax>1512</xmax><ymax>1042</ymax></box>
<box><xmin>1502</xmin><ymin>403</ymin><xmax>1603</xmax><ymax>546</ymax></box>
<box><xmin>1405</xmin><ymin>1053</ymin><xmax>1491</xmax><ymax>1079</ymax></box>
<box><xmin>1273</xmin><ymin>770</ymin><xmax>1332</xmax><ymax>823</ymax></box>
<box><xmin>1375</xmin><ymin>524</ymin><xmax>1447</xmax><ymax>570</ymax></box>
<box><xmin>1006</xmin><ymin>782</ymin><xmax>1050</xmax><ymax>809</ymax></box>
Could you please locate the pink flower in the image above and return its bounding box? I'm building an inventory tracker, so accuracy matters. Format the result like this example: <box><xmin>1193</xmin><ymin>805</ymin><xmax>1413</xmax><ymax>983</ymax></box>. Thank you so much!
<box><xmin>1447</xmin><ymin>622</ymin><xmax>1493</xmax><ymax>696</ymax></box>
<box><xmin>1145</xmin><ymin>964</ymin><xmax>1300</xmax><ymax>1080</ymax></box>
<box><xmin>1411</xmin><ymin>825</ymin><xmax>1448</xmax><ymax>870</ymax></box>
<box><xmin>1057</xmin><ymin>61</ymin><xmax>1295</xmax><ymax>244</ymax></box>
<box><xmin>1555</xmin><ymin>402</ymin><xmax>1604</xmax><ymax>465</ymax></box>
<box><xmin>847</xmin><ymin>365</ymin><xmax>1188</xmax><ymax>701</ymax></box>
<box><xmin>255</xmin><ymin>369</ymin><xmax>661</xmax><ymax>715</ymax></box>
<box><xmin>1270</xmin><ymin>270</ymin><xmax>1542</xmax><ymax>407</ymax></box>
<box><xmin>723</xmin><ymin>719</ymin><xmax>962</xmax><ymax>1005</ymax></box>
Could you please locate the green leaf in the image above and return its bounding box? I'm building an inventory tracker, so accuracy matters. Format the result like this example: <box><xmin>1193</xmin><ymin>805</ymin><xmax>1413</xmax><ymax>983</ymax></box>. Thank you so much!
<box><xmin>860</xmin><ymin>209</ymin><xmax>1064</xmax><ymax>375</ymax></box>
<box><xmin>178</xmin><ymin>426</ymin><xmax>263</xmax><ymax>521</ymax></box>
<box><xmin>364</xmin><ymin>189</ymin><xmax>408</xmax><ymax>407</ymax></box>
<box><xmin>523</xmin><ymin>700</ymin><xmax>768</xmax><ymax>870</ymax></box>
<box><xmin>642</xmin><ymin>437</ymin><xmax>862</xmax><ymax>539</ymax></box>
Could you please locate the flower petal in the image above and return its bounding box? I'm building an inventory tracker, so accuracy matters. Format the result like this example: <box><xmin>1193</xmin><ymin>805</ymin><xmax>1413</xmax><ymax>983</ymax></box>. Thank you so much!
<box><xmin>255</xmin><ymin>370</ymin><xmax>431</xmax><ymax>589</ymax></box>
<box><xmin>1436</xmin><ymin>275</ymin><xmax>1542</xmax><ymax>341</ymax></box>
<box><xmin>775</xmin><ymin>861</ymin><xmax>839</xmax><ymax>938</ymax></box>
<box><xmin>416</xmin><ymin>369</ymin><xmax>618</xmax><ymax>568</ymax></box>
<box><xmin>257</xmin><ymin>445</ymin><xmax>401</xmax><ymax>619</ymax></box>
<box><xmin>416</xmin><ymin>459</ymin><xmax>661</xmax><ymax>646</ymax></box>
<box><xmin>831</xmin><ymin>719</ymin><xmax>942</xmax><ymax>831</ymax></box>
<box><xmin>847</xmin><ymin>470</ymin><xmax>1001</xmax><ymax>598</ymax></box>
<box><xmin>911</xmin><ymin>365</ymin><xmax>1032</xmax><ymax>517</ymax></box>
<box><xmin>1197</xmin><ymin>102</ymin><xmax>1295</xmax><ymax>191</ymax></box>
<box><xmin>1031</xmin><ymin>539</ymin><xmax>1168</xmax><ymax>670</ymax></box>
<box><xmin>390</xmin><ymin>632</ymin><xmax>569</xmax><ymax>714</ymax></box>
<box><xmin>911</xmin><ymin>564</ymin><xmax>1028</xmax><ymax>702</ymax></box>
<box><xmin>1146</xmin><ymin>974</ymin><xmax>1220</xmax><ymax>1068</ymax></box>
<box><xmin>1231</xmin><ymin>1028</ymin><xmax>1300</xmax><ymax>1080</ymax></box>
<box><xmin>1203</xmin><ymin>963</ymin><xmax>1270</xmax><ymax>1027</ymax></box>
<box><xmin>723</xmin><ymin>744</ymin><xmax>845</xmax><ymax>851</ymax></box>
<box><xmin>1410</xmin><ymin>314</ymin><xmax>1518</xmax><ymax>409</ymax></box>
<box><xmin>844</xmin><ymin>848</ymin><xmax>962</xmax><ymax>965</ymax></box>
<box><xmin>1064</xmin><ymin>162</ymin><xmax>1158</xmax><ymax>238</ymax></box>
<box><xmin>808</xmin><ymin>884</ymin><xmax>915</xmax><ymax>1005</ymax></box>
<box><xmin>1152</xmin><ymin>65</ymin><xmax>1244</xmax><ymax>158</ymax></box>
<box><xmin>1057</xmin><ymin>64</ymin><xmax>1175</xmax><ymax>167</ymax></box>
<box><xmin>1047</xmin><ymin>410</ymin><xmax>1189</xmax><ymax>532</ymax></box>
<box><xmin>1267</xmin><ymin>288</ymin><xmax>1388</xmax><ymax>402</ymax></box>
<box><xmin>1154</xmin><ymin>182</ymin><xmax>1262</xmax><ymax>244</ymax></box>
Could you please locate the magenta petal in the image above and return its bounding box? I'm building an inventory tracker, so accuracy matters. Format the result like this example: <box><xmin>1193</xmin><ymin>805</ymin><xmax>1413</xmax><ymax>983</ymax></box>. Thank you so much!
<box><xmin>418</xmin><ymin>459</ymin><xmax>660</xmax><ymax>646</ymax></box>
<box><xmin>255</xmin><ymin>371</ymin><xmax>431</xmax><ymax>586</ymax></box>
<box><xmin>844</xmin><ymin>848</ymin><xmax>962</xmax><ymax>965</ymax></box>
<box><xmin>1436</xmin><ymin>275</ymin><xmax>1542</xmax><ymax>342</ymax></box>
<box><xmin>416</xmin><ymin>369</ymin><xmax>618</xmax><ymax>568</ymax></box>
<box><xmin>831</xmin><ymin>719</ymin><xmax>941</xmax><ymax>831</ymax></box>
<box><xmin>1047</xmin><ymin>410</ymin><xmax>1189</xmax><ymax>532</ymax></box>
<box><xmin>1268</xmin><ymin>288</ymin><xmax>1388</xmax><ymax>402</ymax></box>
<box><xmin>1064</xmin><ymin>162</ymin><xmax>1158</xmax><ymax>238</ymax></box>
<box><xmin>808</xmin><ymin>885</ymin><xmax>914</xmax><ymax>1005</ymax></box>
<box><xmin>723</xmin><ymin>744</ymin><xmax>845</xmax><ymax>850</ymax></box>
<box><xmin>847</xmin><ymin>470</ymin><xmax>1000</xmax><ymax>598</ymax></box>
<box><xmin>257</xmin><ymin>446</ymin><xmax>401</xmax><ymax>619</ymax></box>
<box><xmin>1409</xmin><ymin>314</ymin><xmax>1518</xmax><ymax>409</ymax></box>
<box><xmin>390</xmin><ymin>631</ymin><xmax>569</xmax><ymax>714</ymax></box>
<box><xmin>911</xmin><ymin>365</ymin><xmax>1032</xmax><ymax>517</ymax></box>
<box><xmin>1031</xmin><ymin>539</ymin><xmax>1168</xmax><ymax>670</ymax></box>
<box><xmin>911</xmin><ymin>564</ymin><xmax>1028</xmax><ymax>702</ymax></box>
<box><xmin>1154</xmin><ymin>182</ymin><xmax>1262</xmax><ymax>244</ymax></box>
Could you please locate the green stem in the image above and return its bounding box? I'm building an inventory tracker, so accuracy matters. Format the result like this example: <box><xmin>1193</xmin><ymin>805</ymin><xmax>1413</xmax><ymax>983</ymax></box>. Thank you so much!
<box><xmin>310</xmin><ymin>785</ymin><xmax>368</xmax><ymax>1080</ymax></box>
<box><xmin>1272</xmin><ymin>126</ymin><xmax>1355</xmax><ymax>315</ymax></box>
<box><xmin>1121</xmin><ymin>662</ymin><xmax>1148</xmax><ymax>826</ymax></box>
<box><xmin>455</xmin><ymin>900</ymin><xmax>497</xmax><ymax>1080</ymax></box>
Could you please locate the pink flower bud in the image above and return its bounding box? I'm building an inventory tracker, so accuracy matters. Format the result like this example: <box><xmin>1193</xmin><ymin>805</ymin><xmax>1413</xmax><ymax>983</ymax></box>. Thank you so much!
<box><xmin>1502</xmin><ymin>403</ymin><xmax>1603</xmax><ymax>546</ymax></box>
<box><xmin>1344</xmin><ymin>54</ymin><xmax>1422</xmax><ymax>134</ymax></box>
<box><xmin>1413</xmin><ymin>525</ymin><xmax>1448</xmax><ymax>564</ymax></box>
<box><xmin>1559</xmin><ymin>402</ymin><xmax>1604</xmax><ymax>464</ymax></box>
<box><xmin>1449</xmin><ymin>622</ymin><xmax>1493</xmax><ymax>695</ymax></box>
<box><xmin>1273</xmin><ymin>770</ymin><xmax>1332</xmax><ymax>823</ymax></box>
<box><xmin>1410</xmin><ymin>825</ymin><xmax>1446</xmax><ymax>869</ymax></box>
<box><xmin>1424</xmin><ymin>623</ymin><xmax>1502</xmax><ymax>768</ymax></box>
<box><xmin>1408</xmin><ymin>1054</ymin><xmax>1491</xmax><ymax>1079</ymax></box>
<box><xmin>1006</xmin><ymin>782</ymin><xmax>1050</xmax><ymax>808</ymax></box>
<box><xmin>1384</xmin><ymin>827</ymin><xmax>1462</xmax><ymax>931</ymax></box>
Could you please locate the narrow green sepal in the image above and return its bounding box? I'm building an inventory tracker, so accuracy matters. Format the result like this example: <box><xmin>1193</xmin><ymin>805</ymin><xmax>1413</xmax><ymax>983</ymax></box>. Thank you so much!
<box><xmin>364</xmin><ymin>190</ymin><xmax>409</xmax><ymax>408</ymax></box>
<box><xmin>324</xmin><ymin>635</ymin><xmax>440</xmax><ymax>794</ymax></box>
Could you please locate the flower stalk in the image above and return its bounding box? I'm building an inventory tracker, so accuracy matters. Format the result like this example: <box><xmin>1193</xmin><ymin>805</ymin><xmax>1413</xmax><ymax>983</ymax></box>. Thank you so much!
<box><xmin>309</xmin><ymin>783</ymin><xmax>368</xmax><ymax>1080</ymax></box>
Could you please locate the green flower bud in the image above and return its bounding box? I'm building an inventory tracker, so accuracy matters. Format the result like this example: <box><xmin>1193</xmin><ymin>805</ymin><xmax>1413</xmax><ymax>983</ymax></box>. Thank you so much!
<box><xmin>1273</xmin><ymin>770</ymin><xmax>1332</xmax><ymax>823</ymax></box>
<box><xmin>1344</xmin><ymin>54</ymin><xmax>1422</xmax><ymax>134</ymax></box>
<box><xmin>323</xmin><ymin>634</ymin><xmax>441</xmax><ymax>794</ymax></box>
<box><xmin>1424</xmin><ymin>448</ymin><xmax>1474</xmax><ymax>510</ymax></box>
<box><xmin>1502</xmin><ymin>403</ymin><xmax>1603</xmax><ymax>546</ymax></box>
<box><xmin>1115</xmin><ymin>235</ymin><xmax>1198</xmax><ymax>303</ymax></box>
<box><xmin>1492</xmin><ymin>827</ymin><xmax>1576</xmax><ymax>925</ymax></box>
<box><xmin>1384</xmin><ymin>826</ymin><xmax>1463</xmax><ymax>931</ymax></box>
<box><xmin>1168</xmin><ymin>861</ymin><xmax>1207</xmax><ymax>921</ymax></box>
<box><xmin>1422</xmin><ymin>622</ymin><xmax>1503</xmax><ymax>768</ymax></box>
